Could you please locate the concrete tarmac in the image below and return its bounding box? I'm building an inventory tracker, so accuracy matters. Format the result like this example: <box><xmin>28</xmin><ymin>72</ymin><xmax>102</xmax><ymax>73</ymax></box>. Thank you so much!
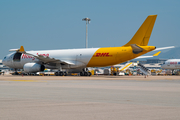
<box><xmin>0</xmin><ymin>75</ymin><xmax>180</xmax><ymax>120</ymax></box>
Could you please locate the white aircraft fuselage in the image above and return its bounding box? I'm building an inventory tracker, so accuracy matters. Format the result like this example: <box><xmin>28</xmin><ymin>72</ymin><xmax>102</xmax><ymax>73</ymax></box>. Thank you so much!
<box><xmin>161</xmin><ymin>59</ymin><xmax>180</xmax><ymax>70</ymax></box>
<box><xmin>3</xmin><ymin>48</ymin><xmax>98</xmax><ymax>69</ymax></box>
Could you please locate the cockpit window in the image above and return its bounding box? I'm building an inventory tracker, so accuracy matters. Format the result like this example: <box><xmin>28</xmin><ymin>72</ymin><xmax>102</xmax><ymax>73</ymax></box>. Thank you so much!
<box><xmin>4</xmin><ymin>57</ymin><xmax>6</xmax><ymax>59</ymax></box>
<box><xmin>13</xmin><ymin>53</ymin><xmax>22</xmax><ymax>62</ymax></box>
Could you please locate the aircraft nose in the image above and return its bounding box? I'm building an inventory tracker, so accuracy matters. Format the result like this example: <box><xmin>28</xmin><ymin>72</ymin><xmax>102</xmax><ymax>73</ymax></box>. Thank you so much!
<box><xmin>2</xmin><ymin>56</ymin><xmax>7</xmax><ymax>65</ymax></box>
<box><xmin>161</xmin><ymin>64</ymin><xmax>165</xmax><ymax>69</ymax></box>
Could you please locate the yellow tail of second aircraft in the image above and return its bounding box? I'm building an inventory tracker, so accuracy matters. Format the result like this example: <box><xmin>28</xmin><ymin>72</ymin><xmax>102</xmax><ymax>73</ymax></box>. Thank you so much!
<box><xmin>87</xmin><ymin>15</ymin><xmax>157</xmax><ymax>67</ymax></box>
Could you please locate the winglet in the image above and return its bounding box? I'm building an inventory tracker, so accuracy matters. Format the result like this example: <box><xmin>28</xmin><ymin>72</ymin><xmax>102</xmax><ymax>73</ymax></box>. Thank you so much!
<box><xmin>153</xmin><ymin>51</ymin><xmax>161</xmax><ymax>56</ymax></box>
<box><xmin>19</xmin><ymin>46</ymin><xmax>25</xmax><ymax>52</ymax></box>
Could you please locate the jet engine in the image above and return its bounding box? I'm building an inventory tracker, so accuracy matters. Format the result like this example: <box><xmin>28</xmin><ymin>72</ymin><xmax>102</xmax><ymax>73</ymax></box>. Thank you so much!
<box><xmin>23</xmin><ymin>63</ymin><xmax>45</xmax><ymax>73</ymax></box>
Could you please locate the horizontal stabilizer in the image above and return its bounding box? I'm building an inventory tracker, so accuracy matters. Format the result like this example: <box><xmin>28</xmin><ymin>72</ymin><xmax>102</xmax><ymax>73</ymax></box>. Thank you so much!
<box><xmin>131</xmin><ymin>44</ymin><xmax>144</xmax><ymax>54</ymax></box>
<box><xmin>9</xmin><ymin>49</ymin><xmax>19</xmax><ymax>52</ymax></box>
<box><xmin>9</xmin><ymin>46</ymin><xmax>25</xmax><ymax>53</ymax></box>
<box><xmin>154</xmin><ymin>46</ymin><xmax>175</xmax><ymax>51</ymax></box>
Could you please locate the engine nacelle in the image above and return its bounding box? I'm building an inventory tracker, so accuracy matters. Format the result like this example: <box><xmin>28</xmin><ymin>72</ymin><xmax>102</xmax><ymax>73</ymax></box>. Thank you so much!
<box><xmin>23</xmin><ymin>63</ymin><xmax>45</xmax><ymax>73</ymax></box>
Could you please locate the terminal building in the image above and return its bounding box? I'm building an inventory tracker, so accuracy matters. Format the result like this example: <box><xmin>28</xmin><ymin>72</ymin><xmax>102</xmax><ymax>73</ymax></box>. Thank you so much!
<box><xmin>131</xmin><ymin>58</ymin><xmax>167</xmax><ymax>64</ymax></box>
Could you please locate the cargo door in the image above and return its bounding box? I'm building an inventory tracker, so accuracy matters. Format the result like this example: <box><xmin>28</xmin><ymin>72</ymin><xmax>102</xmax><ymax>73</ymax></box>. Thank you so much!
<box><xmin>13</xmin><ymin>53</ymin><xmax>22</xmax><ymax>68</ymax></box>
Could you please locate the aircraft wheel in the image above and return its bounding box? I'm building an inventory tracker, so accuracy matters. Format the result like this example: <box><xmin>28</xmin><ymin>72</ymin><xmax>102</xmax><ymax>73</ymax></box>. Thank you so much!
<box><xmin>64</xmin><ymin>72</ymin><xmax>67</xmax><ymax>76</ymax></box>
<box><xmin>88</xmin><ymin>72</ymin><xmax>92</xmax><ymax>76</ymax></box>
<box><xmin>80</xmin><ymin>72</ymin><xmax>84</xmax><ymax>76</ymax></box>
<box><xmin>84</xmin><ymin>72</ymin><xmax>88</xmax><ymax>76</ymax></box>
<box><xmin>55</xmin><ymin>72</ymin><xmax>59</xmax><ymax>76</ymax></box>
<box><xmin>15</xmin><ymin>71</ymin><xmax>19</xmax><ymax>75</ymax></box>
<box><xmin>113</xmin><ymin>73</ymin><xmax>117</xmax><ymax>76</ymax></box>
<box><xmin>59</xmin><ymin>72</ymin><xmax>63</xmax><ymax>76</ymax></box>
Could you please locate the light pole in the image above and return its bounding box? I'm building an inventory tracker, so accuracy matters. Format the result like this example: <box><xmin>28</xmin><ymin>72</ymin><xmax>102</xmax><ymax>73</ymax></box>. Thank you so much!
<box><xmin>82</xmin><ymin>18</ymin><xmax>91</xmax><ymax>48</ymax></box>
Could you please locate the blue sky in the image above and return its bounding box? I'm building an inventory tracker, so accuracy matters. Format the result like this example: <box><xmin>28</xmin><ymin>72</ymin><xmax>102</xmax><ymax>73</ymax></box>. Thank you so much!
<box><xmin>0</xmin><ymin>0</ymin><xmax>180</xmax><ymax>59</ymax></box>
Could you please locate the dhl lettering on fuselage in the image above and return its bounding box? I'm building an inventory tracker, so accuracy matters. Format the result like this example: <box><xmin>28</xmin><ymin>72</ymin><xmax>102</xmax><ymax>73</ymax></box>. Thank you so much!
<box><xmin>87</xmin><ymin>46</ymin><xmax>155</xmax><ymax>67</ymax></box>
<box><xmin>87</xmin><ymin>47</ymin><xmax>123</xmax><ymax>67</ymax></box>
<box><xmin>93</xmin><ymin>53</ymin><xmax>113</xmax><ymax>57</ymax></box>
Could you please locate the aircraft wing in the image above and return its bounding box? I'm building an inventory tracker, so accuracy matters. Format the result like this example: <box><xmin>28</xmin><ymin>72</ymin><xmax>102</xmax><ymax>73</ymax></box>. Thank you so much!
<box><xmin>16</xmin><ymin>46</ymin><xmax>75</xmax><ymax>65</ymax></box>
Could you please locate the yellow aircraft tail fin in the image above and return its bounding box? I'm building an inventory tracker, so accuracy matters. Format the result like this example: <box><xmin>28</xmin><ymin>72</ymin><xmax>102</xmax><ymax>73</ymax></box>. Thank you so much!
<box><xmin>123</xmin><ymin>15</ymin><xmax>157</xmax><ymax>46</ymax></box>
<box><xmin>19</xmin><ymin>46</ymin><xmax>25</xmax><ymax>53</ymax></box>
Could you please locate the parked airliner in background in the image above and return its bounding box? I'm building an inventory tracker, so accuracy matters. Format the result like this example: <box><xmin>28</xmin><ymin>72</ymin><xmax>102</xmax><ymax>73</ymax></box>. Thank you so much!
<box><xmin>161</xmin><ymin>59</ymin><xmax>180</xmax><ymax>70</ymax></box>
<box><xmin>3</xmin><ymin>15</ymin><xmax>158</xmax><ymax>76</ymax></box>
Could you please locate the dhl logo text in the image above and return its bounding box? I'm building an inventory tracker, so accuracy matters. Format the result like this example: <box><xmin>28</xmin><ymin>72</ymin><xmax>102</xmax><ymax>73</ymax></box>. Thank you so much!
<box><xmin>93</xmin><ymin>53</ymin><xmax>112</xmax><ymax>57</ymax></box>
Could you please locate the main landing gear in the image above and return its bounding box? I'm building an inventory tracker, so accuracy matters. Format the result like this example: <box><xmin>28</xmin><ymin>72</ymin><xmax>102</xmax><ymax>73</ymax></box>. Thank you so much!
<box><xmin>80</xmin><ymin>68</ymin><xmax>92</xmax><ymax>76</ymax></box>
<box><xmin>54</xmin><ymin>68</ymin><xmax>92</xmax><ymax>76</ymax></box>
<box><xmin>80</xmin><ymin>72</ymin><xmax>91</xmax><ymax>76</ymax></box>
<box><xmin>55</xmin><ymin>71</ymin><xmax>67</xmax><ymax>76</ymax></box>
